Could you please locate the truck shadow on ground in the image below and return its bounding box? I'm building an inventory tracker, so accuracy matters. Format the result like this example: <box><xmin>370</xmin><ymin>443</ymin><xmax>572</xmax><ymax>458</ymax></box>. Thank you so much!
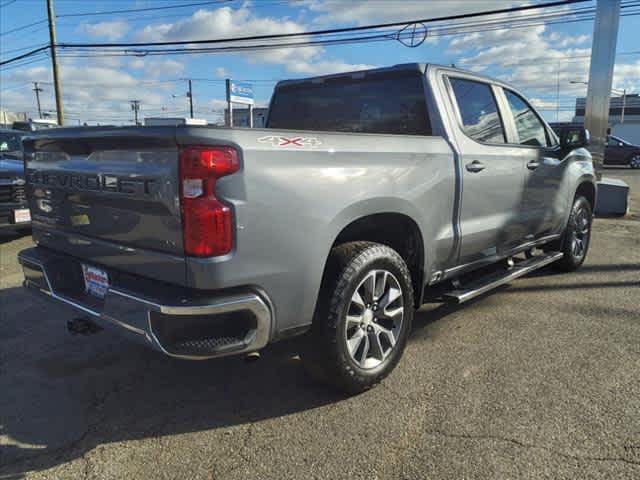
<box><xmin>1</xmin><ymin>262</ymin><xmax>638</xmax><ymax>478</ymax></box>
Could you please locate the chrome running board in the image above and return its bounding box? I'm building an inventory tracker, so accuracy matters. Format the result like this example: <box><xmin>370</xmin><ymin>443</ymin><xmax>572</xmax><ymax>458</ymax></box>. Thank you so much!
<box><xmin>442</xmin><ymin>252</ymin><xmax>564</xmax><ymax>304</ymax></box>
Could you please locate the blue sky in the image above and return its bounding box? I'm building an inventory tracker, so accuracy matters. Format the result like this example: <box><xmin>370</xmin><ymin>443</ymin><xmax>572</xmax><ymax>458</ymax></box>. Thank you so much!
<box><xmin>1</xmin><ymin>0</ymin><xmax>639</xmax><ymax>125</ymax></box>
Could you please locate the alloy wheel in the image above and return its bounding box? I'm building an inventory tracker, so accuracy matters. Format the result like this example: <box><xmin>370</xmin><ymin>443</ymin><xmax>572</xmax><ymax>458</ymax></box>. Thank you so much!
<box><xmin>570</xmin><ymin>204</ymin><xmax>591</xmax><ymax>260</ymax></box>
<box><xmin>344</xmin><ymin>269</ymin><xmax>404</xmax><ymax>370</ymax></box>
<box><xmin>630</xmin><ymin>155</ymin><xmax>640</xmax><ymax>169</ymax></box>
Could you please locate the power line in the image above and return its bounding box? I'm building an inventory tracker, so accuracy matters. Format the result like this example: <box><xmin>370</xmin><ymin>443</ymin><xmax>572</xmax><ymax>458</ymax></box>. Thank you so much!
<box><xmin>55</xmin><ymin>12</ymin><xmax>640</xmax><ymax>60</ymax></box>
<box><xmin>0</xmin><ymin>19</ymin><xmax>48</xmax><ymax>38</ymax></box>
<box><xmin>56</xmin><ymin>0</ymin><xmax>232</xmax><ymax>18</ymax></box>
<box><xmin>56</xmin><ymin>0</ymin><xmax>590</xmax><ymax>48</ymax></box>
<box><xmin>0</xmin><ymin>46</ymin><xmax>49</xmax><ymax>66</ymax></box>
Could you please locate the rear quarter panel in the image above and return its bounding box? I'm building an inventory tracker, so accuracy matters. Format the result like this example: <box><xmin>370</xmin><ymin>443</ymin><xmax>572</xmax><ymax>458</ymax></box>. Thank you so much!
<box><xmin>176</xmin><ymin>127</ymin><xmax>455</xmax><ymax>336</ymax></box>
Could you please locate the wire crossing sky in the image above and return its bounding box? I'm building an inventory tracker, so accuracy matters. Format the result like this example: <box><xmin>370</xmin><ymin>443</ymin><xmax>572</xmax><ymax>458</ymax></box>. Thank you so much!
<box><xmin>1</xmin><ymin>0</ymin><xmax>639</xmax><ymax>125</ymax></box>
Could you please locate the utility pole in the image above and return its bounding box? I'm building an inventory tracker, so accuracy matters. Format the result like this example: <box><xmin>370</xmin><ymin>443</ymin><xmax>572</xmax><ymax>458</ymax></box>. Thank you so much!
<box><xmin>46</xmin><ymin>0</ymin><xmax>64</xmax><ymax>126</ymax></box>
<box><xmin>32</xmin><ymin>82</ymin><xmax>43</xmax><ymax>119</ymax></box>
<box><xmin>620</xmin><ymin>88</ymin><xmax>626</xmax><ymax>124</ymax></box>
<box><xmin>130</xmin><ymin>100</ymin><xmax>141</xmax><ymax>125</ymax></box>
<box><xmin>583</xmin><ymin>0</ymin><xmax>620</xmax><ymax>177</ymax></box>
<box><xmin>187</xmin><ymin>79</ymin><xmax>194</xmax><ymax>118</ymax></box>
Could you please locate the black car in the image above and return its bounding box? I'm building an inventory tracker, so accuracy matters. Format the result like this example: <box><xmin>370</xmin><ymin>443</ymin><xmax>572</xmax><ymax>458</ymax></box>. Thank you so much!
<box><xmin>550</xmin><ymin>123</ymin><xmax>640</xmax><ymax>169</ymax></box>
<box><xmin>606</xmin><ymin>135</ymin><xmax>640</xmax><ymax>169</ymax></box>
<box><xmin>0</xmin><ymin>129</ymin><xmax>30</xmax><ymax>230</ymax></box>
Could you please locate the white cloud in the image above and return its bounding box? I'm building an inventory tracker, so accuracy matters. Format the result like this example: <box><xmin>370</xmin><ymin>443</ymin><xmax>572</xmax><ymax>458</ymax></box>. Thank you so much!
<box><xmin>284</xmin><ymin>59</ymin><xmax>376</xmax><ymax>75</ymax></box>
<box><xmin>143</xmin><ymin>59</ymin><xmax>185</xmax><ymax>78</ymax></box>
<box><xmin>1</xmin><ymin>59</ymin><xmax>186</xmax><ymax>124</ymax></box>
<box><xmin>78</xmin><ymin>20</ymin><xmax>130</xmax><ymax>41</ymax></box>
<box><xmin>135</xmin><ymin>6</ymin><xmax>375</xmax><ymax>75</ymax></box>
<box><xmin>215</xmin><ymin>67</ymin><xmax>227</xmax><ymax>78</ymax></box>
<box><xmin>300</xmin><ymin>0</ymin><xmax>514</xmax><ymax>26</ymax></box>
<box><xmin>446</xmin><ymin>11</ymin><xmax>632</xmax><ymax>97</ymax></box>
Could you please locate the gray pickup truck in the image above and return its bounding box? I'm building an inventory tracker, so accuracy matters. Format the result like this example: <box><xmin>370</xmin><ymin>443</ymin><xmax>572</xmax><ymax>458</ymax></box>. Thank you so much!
<box><xmin>18</xmin><ymin>64</ymin><xmax>595</xmax><ymax>393</ymax></box>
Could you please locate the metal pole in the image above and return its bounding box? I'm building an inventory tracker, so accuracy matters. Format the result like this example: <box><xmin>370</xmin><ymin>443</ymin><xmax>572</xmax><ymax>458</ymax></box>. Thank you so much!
<box><xmin>130</xmin><ymin>100</ymin><xmax>140</xmax><ymax>125</ymax></box>
<box><xmin>188</xmin><ymin>79</ymin><xmax>194</xmax><ymax>119</ymax></box>
<box><xmin>46</xmin><ymin>0</ymin><xmax>64</xmax><ymax>126</ymax></box>
<box><xmin>620</xmin><ymin>89</ymin><xmax>626</xmax><ymax>124</ymax></box>
<box><xmin>225</xmin><ymin>79</ymin><xmax>233</xmax><ymax>127</ymax></box>
<box><xmin>583</xmin><ymin>0</ymin><xmax>620</xmax><ymax>179</ymax></box>
<box><xmin>249</xmin><ymin>104</ymin><xmax>253</xmax><ymax>128</ymax></box>
<box><xmin>556</xmin><ymin>63</ymin><xmax>560</xmax><ymax>122</ymax></box>
<box><xmin>33</xmin><ymin>82</ymin><xmax>43</xmax><ymax>119</ymax></box>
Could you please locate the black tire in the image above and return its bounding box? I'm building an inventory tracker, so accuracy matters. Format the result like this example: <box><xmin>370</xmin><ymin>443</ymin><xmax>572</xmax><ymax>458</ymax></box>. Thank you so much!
<box><xmin>553</xmin><ymin>196</ymin><xmax>593</xmax><ymax>272</ymax></box>
<box><xmin>629</xmin><ymin>154</ymin><xmax>640</xmax><ymax>169</ymax></box>
<box><xmin>301</xmin><ymin>241</ymin><xmax>414</xmax><ymax>394</ymax></box>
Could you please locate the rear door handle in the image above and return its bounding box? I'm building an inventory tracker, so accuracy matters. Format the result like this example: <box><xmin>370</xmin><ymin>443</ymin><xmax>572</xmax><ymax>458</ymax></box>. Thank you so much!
<box><xmin>466</xmin><ymin>160</ymin><xmax>486</xmax><ymax>173</ymax></box>
<box><xmin>527</xmin><ymin>160</ymin><xmax>541</xmax><ymax>170</ymax></box>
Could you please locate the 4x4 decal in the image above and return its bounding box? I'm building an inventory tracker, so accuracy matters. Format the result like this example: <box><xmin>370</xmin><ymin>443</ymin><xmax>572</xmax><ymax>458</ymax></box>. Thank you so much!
<box><xmin>258</xmin><ymin>135</ymin><xmax>322</xmax><ymax>148</ymax></box>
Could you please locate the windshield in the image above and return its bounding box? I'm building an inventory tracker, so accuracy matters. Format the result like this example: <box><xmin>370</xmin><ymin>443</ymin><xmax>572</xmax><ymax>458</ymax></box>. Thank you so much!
<box><xmin>0</xmin><ymin>133</ymin><xmax>22</xmax><ymax>152</ymax></box>
<box><xmin>268</xmin><ymin>71</ymin><xmax>431</xmax><ymax>136</ymax></box>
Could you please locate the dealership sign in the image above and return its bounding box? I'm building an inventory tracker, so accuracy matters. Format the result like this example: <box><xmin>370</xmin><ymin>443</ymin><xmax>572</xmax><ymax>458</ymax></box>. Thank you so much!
<box><xmin>227</xmin><ymin>80</ymin><xmax>254</xmax><ymax>106</ymax></box>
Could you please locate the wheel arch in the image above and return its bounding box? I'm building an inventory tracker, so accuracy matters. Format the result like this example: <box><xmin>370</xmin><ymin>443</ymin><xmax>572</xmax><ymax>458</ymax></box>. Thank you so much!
<box><xmin>575</xmin><ymin>180</ymin><xmax>596</xmax><ymax>212</ymax></box>
<box><xmin>321</xmin><ymin>206</ymin><xmax>427</xmax><ymax>308</ymax></box>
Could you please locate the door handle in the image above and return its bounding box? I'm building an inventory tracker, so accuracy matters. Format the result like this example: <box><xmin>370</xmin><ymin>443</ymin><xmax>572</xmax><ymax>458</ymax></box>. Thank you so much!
<box><xmin>465</xmin><ymin>160</ymin><xmax>486</xmax><ymax>173</ymax></box>
<box><xmin>527</xmin><ymin>160</ymin><xmax>541</xmax><ymax>170</ymax></box>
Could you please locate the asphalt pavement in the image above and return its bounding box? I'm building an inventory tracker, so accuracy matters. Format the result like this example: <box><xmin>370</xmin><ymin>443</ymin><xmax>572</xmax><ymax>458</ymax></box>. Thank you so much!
<box><xmin>0</xmin><ymin>168</ymin><xmax>638</xmax><ymax>479</ymax></box>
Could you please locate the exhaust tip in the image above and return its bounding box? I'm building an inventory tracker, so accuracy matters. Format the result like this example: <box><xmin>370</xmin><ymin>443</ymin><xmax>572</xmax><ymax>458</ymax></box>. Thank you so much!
<box><xmin>244</xmin><ymin>351</ymin><xmax>261</xmax><ymax>363</ymax></box>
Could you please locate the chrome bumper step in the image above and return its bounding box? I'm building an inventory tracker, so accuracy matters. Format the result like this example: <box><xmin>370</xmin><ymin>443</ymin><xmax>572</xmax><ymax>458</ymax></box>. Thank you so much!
<box><xmin>442</xmin><ymin>252</ymin><xmax>564</xmax><ymax>304</ymax></box>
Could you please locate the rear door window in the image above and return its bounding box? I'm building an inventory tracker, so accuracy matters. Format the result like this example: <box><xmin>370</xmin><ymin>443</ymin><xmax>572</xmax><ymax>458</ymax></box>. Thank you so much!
<box><xmin>268</xmin><ymin>71</ymin><xmax>431</xmax><ymax>136</ymax></box>
<box><xmin>449</xmin><ymin>77</ymin><xmax>506</xmax><ymax>144</ymax></box>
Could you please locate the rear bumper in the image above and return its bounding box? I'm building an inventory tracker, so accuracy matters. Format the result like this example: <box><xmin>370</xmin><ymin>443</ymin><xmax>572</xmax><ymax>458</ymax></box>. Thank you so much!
<box><xmin>18</xmin><ymin>246</ymin><xmax>272</xmax><ymax>360</ymax></box>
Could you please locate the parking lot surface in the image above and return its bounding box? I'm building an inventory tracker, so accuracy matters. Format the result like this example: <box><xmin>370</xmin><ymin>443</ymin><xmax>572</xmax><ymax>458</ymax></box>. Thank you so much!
<box><xmin>1</xmin><ymin>169</ymin><xmax>639</xmax><ymax>480</ymax></box>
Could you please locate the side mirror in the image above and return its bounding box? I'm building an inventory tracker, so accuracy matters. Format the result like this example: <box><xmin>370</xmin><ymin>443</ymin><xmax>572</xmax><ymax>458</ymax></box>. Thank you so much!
<box><xmin>561</xmin><ymin>127</ymin><xmax>590</xmax><ymax>149</ymax></box>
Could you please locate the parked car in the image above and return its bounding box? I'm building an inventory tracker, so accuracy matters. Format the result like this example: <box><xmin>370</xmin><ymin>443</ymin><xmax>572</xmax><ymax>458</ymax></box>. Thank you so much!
<box><xmin>606</xmin><ymin>134</ymin><xmax>640</xmax><ymax>169</ymax></box>
<box><xmin>551</xmin><ymin>122</ymin><xmax>640</xmax><ymax>169</ymax></box>
<box><xmin>0</xmin><ymin>129</ymin><xmax>30</xmax><ymax>231</ymax></box>
<box><xmin>18</xmin><ymin>64</ymin><xmax>595</xmax><ymax>393</ymax></box>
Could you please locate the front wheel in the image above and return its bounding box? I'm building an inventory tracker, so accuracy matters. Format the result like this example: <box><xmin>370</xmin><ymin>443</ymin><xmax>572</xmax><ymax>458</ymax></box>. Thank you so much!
<box><xmin>301</xmin><ymin>242</ymin><xmax>414</xmax><ymax>394</ymax></box>
<box><xmin>629</xmin><ymin>154</ymin><xmax>640</xmax><ymax>169</ymax></box>
<box><xmin>554</xmin><ymin>196</ymin><xmax>593</xmax><ymax>272</ymax></box>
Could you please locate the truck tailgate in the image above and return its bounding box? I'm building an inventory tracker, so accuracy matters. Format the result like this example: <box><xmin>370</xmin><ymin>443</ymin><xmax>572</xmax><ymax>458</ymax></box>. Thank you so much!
<box><xmin>22</xmin><ymin>127</ymin><xmax>187</xmax><ymax>286</ymax></box>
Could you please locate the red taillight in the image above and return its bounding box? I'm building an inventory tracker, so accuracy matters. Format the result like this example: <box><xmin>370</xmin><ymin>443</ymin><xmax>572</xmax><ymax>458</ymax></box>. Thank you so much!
<box><xmin>179</xmin><ymin>146</ymin><xmax>239</xmax><ymax>257</ymax></box>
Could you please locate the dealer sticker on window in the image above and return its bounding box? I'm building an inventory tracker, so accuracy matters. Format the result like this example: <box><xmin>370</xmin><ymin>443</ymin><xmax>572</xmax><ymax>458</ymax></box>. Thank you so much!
<box><xmin>81</xmin><ymin>264</ymin><xmax>109</xmax><ymax>299</ymax></box>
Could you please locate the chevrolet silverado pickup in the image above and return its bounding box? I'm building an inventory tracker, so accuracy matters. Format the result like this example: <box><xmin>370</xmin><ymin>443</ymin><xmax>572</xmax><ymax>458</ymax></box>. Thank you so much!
<box><xmin>18</xmin><ymin>64</ymin><xmax>596</xmax><ymax>393</ymax></box>
<box><xmin>0</xmin><ymin>129</ymin><xmax>30</xmax><ymax>231</ymax></box>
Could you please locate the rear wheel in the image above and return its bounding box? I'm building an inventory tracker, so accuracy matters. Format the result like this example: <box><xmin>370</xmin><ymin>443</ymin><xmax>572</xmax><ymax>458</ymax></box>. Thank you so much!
<box><xmin>301</xmin><ymin>242</ymin><xmax>414</xmax><ymax>394</ymax></box>
<box><xmin>553</xmin><ymin>196</ymin><xmax>592</xmax><ymax>272</ymax></box>
<box><xmin>630</xmin><ymin>154</ymin><xmax>640</xmax><ymax>169</ymax></box>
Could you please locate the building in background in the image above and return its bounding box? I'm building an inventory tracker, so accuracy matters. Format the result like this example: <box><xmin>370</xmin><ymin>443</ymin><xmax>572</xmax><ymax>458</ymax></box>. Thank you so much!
<box><xmin>573</xmin><ymin>94</ymin><xmax>640</xmax><ymax>144</ymax></box>
<box><xmin>144</xmin><ymin>117</ymin><xmax>208</xmax><ymax>127</ymax></box>
<box><xmin>224</xmin><ymin>108</ymin><xmax>269</xmax><ymax>128</ymax></box>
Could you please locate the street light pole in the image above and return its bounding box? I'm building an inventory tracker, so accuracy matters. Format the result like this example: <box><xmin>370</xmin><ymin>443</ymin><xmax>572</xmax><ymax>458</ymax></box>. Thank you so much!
<box><xmin>187</xmin><ymin>79</ymin><xmax>194</xmax><ymax>119</ymax></box>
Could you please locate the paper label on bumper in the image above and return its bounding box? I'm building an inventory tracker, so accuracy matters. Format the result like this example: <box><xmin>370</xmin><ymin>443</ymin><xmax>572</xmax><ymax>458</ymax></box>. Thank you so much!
<box><xmin>13</xmin><ymin>208</ymin><xmax>30</xmax><ymax>223</ymax></box>
<box><xmin>82</xmin><ymin>264</ymin><xmax>109</xmax><ymax>299</ymax></box>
